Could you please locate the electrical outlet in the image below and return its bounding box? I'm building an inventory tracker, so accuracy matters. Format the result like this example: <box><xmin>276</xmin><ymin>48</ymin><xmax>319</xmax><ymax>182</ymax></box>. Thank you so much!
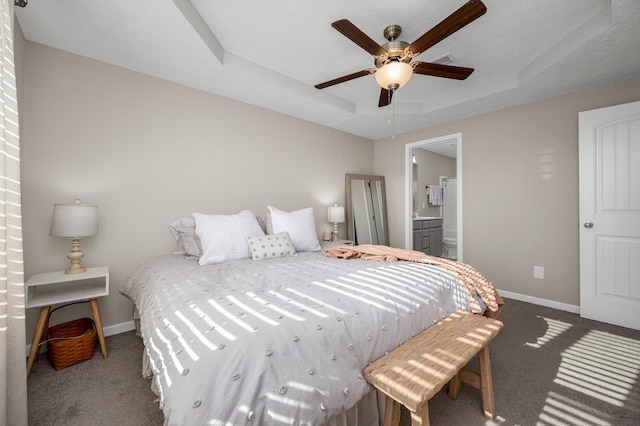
<box><xmin>533</xmin><ymin>266</ymin><xmax>544</xmax><ymax>279</ymax></box>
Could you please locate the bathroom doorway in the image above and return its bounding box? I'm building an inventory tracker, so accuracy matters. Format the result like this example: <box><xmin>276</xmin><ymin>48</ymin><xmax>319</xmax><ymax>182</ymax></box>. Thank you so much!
<box><xmin>404</xmin><ymin>133</ymin><xmax>463</xmax><ymax>261</ymax></box>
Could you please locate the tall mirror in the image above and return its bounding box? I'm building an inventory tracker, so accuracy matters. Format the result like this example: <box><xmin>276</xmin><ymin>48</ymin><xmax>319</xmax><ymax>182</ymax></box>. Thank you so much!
<box><xmin>345</xmin><ymin>174</ymin><xmax>389</xmax><ymax>246</ymax></box>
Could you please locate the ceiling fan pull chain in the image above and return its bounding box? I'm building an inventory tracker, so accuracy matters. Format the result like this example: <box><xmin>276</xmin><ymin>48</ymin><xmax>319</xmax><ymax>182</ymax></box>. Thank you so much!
<box><xmin>391</xmin><ymin>89</ymin><xmax>396</xmax><ymax>140</ymax></box>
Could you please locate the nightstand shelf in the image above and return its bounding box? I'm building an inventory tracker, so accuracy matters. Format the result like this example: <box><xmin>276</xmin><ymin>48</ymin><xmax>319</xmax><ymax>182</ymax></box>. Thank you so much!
<box><xmin>26</xmin><ymin>266</ymin><xmax>109</xmax><ymax>309</ymax></box>
<box><xmin>26</xmin><ymin>266</ymin><xmax>109</xmax><ymax>378</ymax></box>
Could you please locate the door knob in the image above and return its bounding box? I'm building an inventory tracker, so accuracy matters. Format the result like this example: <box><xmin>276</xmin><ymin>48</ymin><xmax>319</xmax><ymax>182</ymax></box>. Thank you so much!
<box><xmin>584</xmin><ymin>221</ymin><xmax>594</xmax><ymax>229</ymax></box>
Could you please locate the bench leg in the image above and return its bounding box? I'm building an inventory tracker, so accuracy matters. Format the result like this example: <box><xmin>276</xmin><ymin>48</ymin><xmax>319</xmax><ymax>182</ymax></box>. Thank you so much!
<box><xmin>448</xmin><ymin>372</ymin><xmax>461</xmax><ymax>399</ymax></box>
<box><xmin>383</xmin><ymin>396</ymin><xmax>401</xmax><ymax>426</ymax></box>
<box><xmin>449</xmin><ymin>366</ymin><xmax>481</xmax><ymax>399</ymax></box>
<box><xmin>478</xmin><ymin>345</ymin><xmax>496</xmax><ymax>420</ymax></box>
<box><xmin>410</xmin><ymin>404</ymin><xmax>430</xmax><ymax>426</ymax></box>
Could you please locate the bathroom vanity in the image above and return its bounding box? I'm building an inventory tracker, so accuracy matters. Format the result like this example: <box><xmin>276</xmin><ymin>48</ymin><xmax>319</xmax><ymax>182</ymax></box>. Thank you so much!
<box><xmin>412</xmin><ymin>218</ymin><xmax>443</xmax><ymax>257</ymax></box>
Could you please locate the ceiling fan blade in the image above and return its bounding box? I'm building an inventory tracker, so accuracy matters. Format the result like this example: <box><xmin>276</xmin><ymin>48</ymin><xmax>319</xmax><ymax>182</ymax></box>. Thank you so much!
<box><xmin>315</xmin><ymin>69</ymin><xmax>372</xmax><ymax>89</ymax></box>
<box><xmin>332</xmin><ymin>19</ymin><xmax>387</xmax><ymax>57</ymax></box>
<box><xmin>413</xmin><ymin>62</ymin><xmax>474</xmax><ymax>80</ymax></box>
<box><xmin>408</xmin><ymin>0</ymin><xmax>487</xmax><ymax>56</ymax></box>
<box><xmin>378</xmin><ymin>88</ymin><xmax>392</xmax><ymax>107</ymax></box>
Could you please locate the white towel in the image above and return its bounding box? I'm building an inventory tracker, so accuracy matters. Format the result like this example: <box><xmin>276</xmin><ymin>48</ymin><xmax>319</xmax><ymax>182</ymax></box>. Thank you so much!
<box><xmin>429</xmin><ymin>186</ymin><xmax>443</xmax><ymax>206</ymax></box>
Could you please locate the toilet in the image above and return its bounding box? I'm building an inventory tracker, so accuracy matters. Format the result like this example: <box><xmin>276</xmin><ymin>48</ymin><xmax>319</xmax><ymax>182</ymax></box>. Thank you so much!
<box><xmin>442</xmin><ymin>230</ymin><xmax>457</xmax><ymax>260</ymax></box>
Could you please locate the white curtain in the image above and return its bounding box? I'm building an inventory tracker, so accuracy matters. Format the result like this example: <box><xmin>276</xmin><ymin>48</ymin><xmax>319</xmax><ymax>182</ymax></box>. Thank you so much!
<box><xmin>0</xmin><ymin>0</ymin><xmax>28</xmax><ymax>424</ymax></box>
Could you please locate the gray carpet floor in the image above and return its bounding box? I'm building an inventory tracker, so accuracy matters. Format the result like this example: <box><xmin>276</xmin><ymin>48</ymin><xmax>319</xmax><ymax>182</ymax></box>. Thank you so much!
<box><xmin>27</xmin><ymin>298</ymin><xmax>640</xmax><ymax>425</ymax></box>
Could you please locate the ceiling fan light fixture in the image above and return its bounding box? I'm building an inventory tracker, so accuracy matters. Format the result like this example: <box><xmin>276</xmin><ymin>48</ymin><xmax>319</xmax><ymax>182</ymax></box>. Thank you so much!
<box><xmin>375</xmin><ymin>61</ymin><xmax>413</xmax><ymax>90</ymax></box>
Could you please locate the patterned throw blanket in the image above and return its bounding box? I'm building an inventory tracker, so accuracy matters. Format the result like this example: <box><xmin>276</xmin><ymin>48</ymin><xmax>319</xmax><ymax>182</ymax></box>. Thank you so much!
<box><xmin>324</xmin><ymin>244</ymin><xmax>504</xmax><ymax>314</ymax></box>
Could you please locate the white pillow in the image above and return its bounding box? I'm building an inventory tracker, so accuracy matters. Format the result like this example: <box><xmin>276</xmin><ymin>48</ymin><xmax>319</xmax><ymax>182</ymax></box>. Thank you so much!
<box><xmin>169</xmin><ymin>217</ymin><xmax>202</xmax><ymax>257</ymax></box>
<box><xmin>246</xmin><ymin>232</ymin><xmax>297</xmax><ymax>260</ymax></box>
<box><xmin>266</xmin><ymin>206</ymin><xmax>321</xmax><ymax>252</ymax></box>
<box><xmin>193</xmin><ymin>210</ymin><xmax>265</xmax><ymax>265</ymax></box>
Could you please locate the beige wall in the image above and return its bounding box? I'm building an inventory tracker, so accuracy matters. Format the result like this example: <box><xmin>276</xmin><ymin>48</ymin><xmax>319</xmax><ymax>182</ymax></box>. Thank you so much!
<box><xmin>413</xmin><ymin>148</ymin><xmax>456</xmax><ymax>218</ymax></box>
<box><xmin>375</xmin><ymin>77</ymin><xmax>640</xmax><ymax>306</ymax></box>
<box><xmin>20</xmin><ymin>42</ymin><xmax>373</xmax><ymax>336</ymax></box>
<box><xmin>17</xmin><ymin>30</ymin><xmax>640</xmax><ymax>335</ymax></box>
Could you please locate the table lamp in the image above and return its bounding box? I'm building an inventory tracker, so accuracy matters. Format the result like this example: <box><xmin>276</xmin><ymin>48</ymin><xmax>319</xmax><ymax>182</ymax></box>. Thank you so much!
<box><xmin>50</xmin><ymin>199</ymin><xmax>99</xmax><ymax>274</ymax></box>
<box><xmin>327</xmin><ymin>204</ymin><xmax>345</xmax><ymax>242</ymax></box>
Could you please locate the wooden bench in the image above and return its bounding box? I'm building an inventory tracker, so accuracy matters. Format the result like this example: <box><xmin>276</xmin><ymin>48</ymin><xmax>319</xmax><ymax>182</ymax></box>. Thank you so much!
<box><xmin>363</xmin><ymin>310</ymin><xmax>503</xmax><ymax>426</ymax></box>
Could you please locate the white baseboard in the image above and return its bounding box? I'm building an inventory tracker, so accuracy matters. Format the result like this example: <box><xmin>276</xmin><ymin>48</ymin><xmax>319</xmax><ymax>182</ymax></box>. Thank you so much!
<box><xmin>26</xmin><ymin>320</ymin><xmax>136</xmax><ymax>356</ymax></box>
<box><xmin>103</xmin><ymin>320</ymin><xmax>137</xmax><ymax>336</ymax></box>
<box><xmin>498</xmin><ymin>289</ymin><xmax>580</xmax><ymax>314</ymax></box>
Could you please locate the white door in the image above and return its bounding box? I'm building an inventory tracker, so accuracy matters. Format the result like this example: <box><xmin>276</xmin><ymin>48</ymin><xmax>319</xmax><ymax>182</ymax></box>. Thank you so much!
<box><xmin>579</xmin><ymin>100</ymin><xmax>640</xmax><ymax>330</ymax></box>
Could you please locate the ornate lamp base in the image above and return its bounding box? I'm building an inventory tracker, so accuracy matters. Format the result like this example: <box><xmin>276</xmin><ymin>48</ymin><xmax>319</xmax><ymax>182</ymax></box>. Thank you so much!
<box><xmin>65</xmin><ymin>238</ymin><xmax>86</xmax><ymax>274</ymax></box>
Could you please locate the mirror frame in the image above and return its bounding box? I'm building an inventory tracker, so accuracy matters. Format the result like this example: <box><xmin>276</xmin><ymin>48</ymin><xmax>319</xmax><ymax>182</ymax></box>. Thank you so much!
<box><xmin>345</xmin><ymin>173</ymin><xmax>390</xmax><ymax>246</ymax></box>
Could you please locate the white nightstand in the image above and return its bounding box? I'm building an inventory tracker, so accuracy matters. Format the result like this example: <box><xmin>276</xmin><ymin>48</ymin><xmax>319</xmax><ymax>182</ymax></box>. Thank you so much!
<box><xmin>320</xmin><ymin>239</ymin><xmax>354</xmax><ymax>250</ymax></box>
<box><xmin>26</xmin><ymin>266</ymin><xmax>109</xmax><ymax>378</ymax></box>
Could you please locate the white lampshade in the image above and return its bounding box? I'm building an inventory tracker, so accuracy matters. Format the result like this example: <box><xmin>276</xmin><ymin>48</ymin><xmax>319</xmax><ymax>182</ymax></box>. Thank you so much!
<box><xmin>375</xmin><ymin>61</ymin><xmax>413</xmax><ymax>90</ymax></box>
<box><xmin>50</xmin><ymin>201</ymin><xmax>99</xmax><ymax>238</ymax></box>
<box><xmin>328</xmin><ymin>204</ymin><xmax>345</xmax><ymax>224</ymax></box>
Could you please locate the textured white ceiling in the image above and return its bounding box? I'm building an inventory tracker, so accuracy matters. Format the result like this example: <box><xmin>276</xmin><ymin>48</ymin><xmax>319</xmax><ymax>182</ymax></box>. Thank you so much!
<box><xmin>15</xmin><ymin>0</ymin><xmax>640</xmax><ymax>140</ymax></box>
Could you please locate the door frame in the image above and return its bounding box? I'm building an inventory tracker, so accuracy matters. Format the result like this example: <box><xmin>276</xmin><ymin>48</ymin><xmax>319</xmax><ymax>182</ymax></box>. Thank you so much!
<box><xmin>404</xmin><ymin>133</ymin><xmax>463</xmax><ymax>261</ymax></box>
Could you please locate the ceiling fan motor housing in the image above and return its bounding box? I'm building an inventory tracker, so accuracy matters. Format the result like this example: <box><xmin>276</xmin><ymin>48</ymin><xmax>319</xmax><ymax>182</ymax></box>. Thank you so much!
<box><xmin>375</xmin><ymin>40</ymin><xmax>411</xmax><ymax>67</ymax></box>
<box><xmin>374</xmin><ymin>24</ymin><xmax>411</xmax><ymax>68</ymax></box>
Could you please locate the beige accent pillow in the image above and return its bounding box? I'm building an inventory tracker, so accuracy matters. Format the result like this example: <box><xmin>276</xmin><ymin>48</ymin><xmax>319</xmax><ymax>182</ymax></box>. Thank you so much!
<box><xmin>246</xmin><ymin>232</ymin><xmax>297</xmax><ymax>260</ymax></box>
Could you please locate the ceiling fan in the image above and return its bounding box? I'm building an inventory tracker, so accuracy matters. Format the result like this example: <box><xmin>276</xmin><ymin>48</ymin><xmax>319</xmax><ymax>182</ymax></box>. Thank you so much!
<box><xmin>315</xmin><ymin>0</ymin><xmax>486</xmax><ymax>107</ymax></box>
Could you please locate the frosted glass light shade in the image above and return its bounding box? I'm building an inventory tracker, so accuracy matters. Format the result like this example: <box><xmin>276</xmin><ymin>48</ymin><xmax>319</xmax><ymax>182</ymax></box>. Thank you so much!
<box><xmin>375</xmin><ymin>62</ymin><xmax>413</xmax><ymax>90</ymax></box>
<box><xmin>328</xmin><ymin>205</ymin><xmax>345</xmax><ymax>224</ymax></box>
<box><xmin>50</xmin><ymin>202</ymin><xmax>99</xmax><ymax>238</ymax></box>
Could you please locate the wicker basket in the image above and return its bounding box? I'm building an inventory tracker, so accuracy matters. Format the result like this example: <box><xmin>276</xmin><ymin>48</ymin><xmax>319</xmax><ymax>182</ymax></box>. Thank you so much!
<box><xmin>47</xmin><ymin>318</ymin><xmax>97</xmax><ymax>371</ymax></box>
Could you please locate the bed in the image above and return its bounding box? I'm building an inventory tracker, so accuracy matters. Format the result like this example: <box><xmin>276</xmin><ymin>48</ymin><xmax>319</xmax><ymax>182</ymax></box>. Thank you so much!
<box><xmin>121</xmin><ymin>208</ymin><xmax>502</xmax><ymax>425</ymax></box>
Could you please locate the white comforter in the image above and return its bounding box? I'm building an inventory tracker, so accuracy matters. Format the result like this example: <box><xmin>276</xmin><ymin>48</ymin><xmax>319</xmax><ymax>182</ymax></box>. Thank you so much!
<box><xmin>121</xmin><ymin>252</ymin><xmax>470</xmax><ymax>425</ymax></box>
